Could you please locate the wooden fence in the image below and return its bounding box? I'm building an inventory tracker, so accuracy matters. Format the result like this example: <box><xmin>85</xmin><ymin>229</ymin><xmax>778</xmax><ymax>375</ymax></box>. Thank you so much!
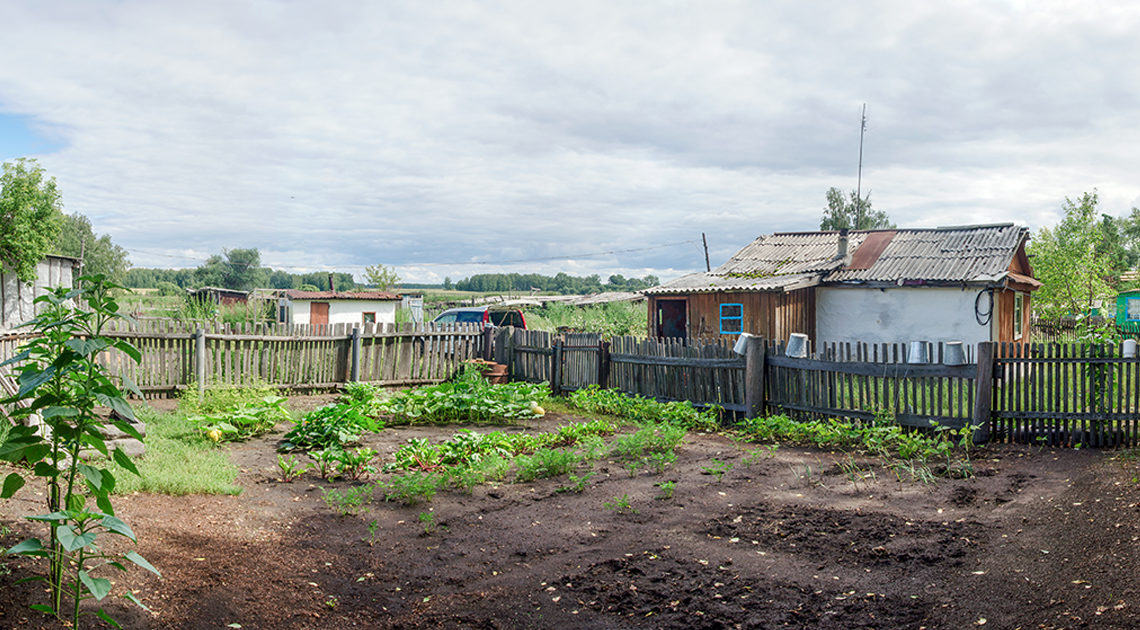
<box><xmin>1</xmin><ymin>320</ymin><xmax>489</xmax><ymax>396</ymax></box>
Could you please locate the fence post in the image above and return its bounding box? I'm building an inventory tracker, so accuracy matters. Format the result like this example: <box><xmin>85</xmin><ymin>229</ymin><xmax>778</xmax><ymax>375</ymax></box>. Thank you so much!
<box><xmin>350</xmin><ymin>326</ymin><xmax>361</xmax><ymax>382</ymax></box>
<box><xmin>744</xmin><ymin>336</ymin><xmax>767</xmax><ymax>418</ymax></box>
<box><xmin>972</xmin><ymin>341</ymin><xmax>994</xmax><ymax>444</ymax></box>
<box><xmin>551</xmin><ymin>337</ymin><xmax>563</xmax><ymax>396</ymax></box>
<box><xmin>194</xmin><ymin>327</ymin><xmax>206</xmax><ymax>395</ymax></box>
<box><xmin>494</xmin><ymin>326</ymin><xmax>512</xmax><ymax>371</ymax></box>
<box><xmin>598</xmin><ymin>340</ymin><xmax>611</xmax><ymax>389</ymax></box>
<box><xmin>482</xmin><ymin>326</ymin><xmax>494</xmax><ymax>362</ymax></box>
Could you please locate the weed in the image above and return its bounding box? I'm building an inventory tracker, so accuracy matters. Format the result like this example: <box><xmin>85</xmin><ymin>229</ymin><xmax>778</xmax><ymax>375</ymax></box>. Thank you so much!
<box><xmin>556</xmin><ymin>472</ymin><xmax>594</xmax><ymax>494</ymax></box>
<box><xmin>655</xmin><ymin>481</ymin><xmax>676</xmax><ymax>500</ymax></box>
<box><xmin>741</xmin><ymin>444</ymin><xmax>779</xmax><ymax>466</ymax></box>
<box><xmin>609</xmin><ymin>424</ymin><xmax>685</xmax><ymax>460</ymax></box>
<box><xmin>625</xmin><ymin>459</ymin><xmax>643</xmax><ymax>478</ymax></box>
<box><xmin>836</xmin><ymin>454</ymin><xmax>875</xmax><ymax>490</ymax></box>
<box><xmin>603</xmin><ymin>493</ymin><xmax>638</xmax><ymax>514</ymax></box>
<box><xmin>326</xmin><ymin>596</ymin><xmax>339</xmax><ymax>609</ymax></box>
<box><xmin>515</xmin><ymin>448</ymin><xmax>580</xmax><ymax>482</ymax></box>
<box><xmin>277</xmin><ymin>454</ymin><xmax>308</xmax><ymax>482</ymax></box>
<box><xmin>418</xmin><ymin>511</ymin><xmax>445</xmax><ymax>535</ymax></box>
<box><xmin>646</xmin><ymin>450</ymin><xmax>677</xmax><ymax>474</ymax></box>
<box><xmin>323</xmin><ymin>485</ymin><xmax>372</xmax><ymax>516</ymax></box>
<box><xmin>381</xmin><ymin>472</ymin><xmax>447</xmax><ymax>505</ymax></box>
<box><xmin>701</xmin><ymin>458</ymin><xmax>733</xmax><ymax>482</ymax></box>
<box><xmin>364</xmin><ymin>519</ymin><xmax>380</xmax><ymax>547</ymax></box>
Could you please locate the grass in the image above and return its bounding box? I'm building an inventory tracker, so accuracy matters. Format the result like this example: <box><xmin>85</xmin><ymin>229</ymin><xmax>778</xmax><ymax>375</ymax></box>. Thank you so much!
<box><xmin>109</xmin><ymin>407</ymin><xmax>242</xmax><ymax>495</ymax></box>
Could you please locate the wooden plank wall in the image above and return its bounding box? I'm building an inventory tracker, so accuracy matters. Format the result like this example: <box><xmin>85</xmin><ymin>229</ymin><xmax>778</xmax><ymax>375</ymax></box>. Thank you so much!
<box><xmin>679</xmin><ymin>288</ymin><xmax>816</xmax><ymax>342</ymax></box>
<box><xmin>510</xmin><ymin>328</ymin><xmax>553</xmax><ymax>384</ymax></box>
<box><xmin>559</xmin><ymin>332</ymin><xmax>602</xmax><ymax>391</ymax></box>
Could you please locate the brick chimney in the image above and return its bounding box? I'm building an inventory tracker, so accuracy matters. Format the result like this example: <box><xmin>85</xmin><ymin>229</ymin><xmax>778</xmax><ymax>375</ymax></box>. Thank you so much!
<box><xmin>837</xmin><ymin>228</ymin><xmax>849</xmax><ymax>259</ymax></box>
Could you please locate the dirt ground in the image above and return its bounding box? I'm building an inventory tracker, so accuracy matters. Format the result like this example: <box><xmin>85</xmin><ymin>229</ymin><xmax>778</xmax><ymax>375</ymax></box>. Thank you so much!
<box><xmin>3</xmin><ymin>396</ymin><xmax>1140</xmax><ymax>629</ymax></box>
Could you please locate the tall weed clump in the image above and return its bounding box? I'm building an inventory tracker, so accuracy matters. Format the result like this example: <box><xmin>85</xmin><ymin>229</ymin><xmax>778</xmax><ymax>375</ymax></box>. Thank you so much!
<box><xmin>0</xmin><ymin>277</ymin><xmax>160</xmax><ymax>627</ymax></box>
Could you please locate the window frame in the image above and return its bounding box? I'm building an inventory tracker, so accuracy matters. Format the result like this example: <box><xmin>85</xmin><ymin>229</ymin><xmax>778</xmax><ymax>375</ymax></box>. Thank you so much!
<box><xmin>1013</xmin><ymin>292</ymin><xmax>1024</xmax><ymax>340</ymax></box>
<box><xmin>362</xmin><ymin>312</ymin><xmax>376</xmax><ymax>324</ymax></box>
<box><xmin>719</xmin><ymin>303</ymin><xmax>744</xmax><ymax>334</ymax></box>
<box><xmin>1126</xmin><ymin>297</ymin><xmax>1140</xmax><ymax>322</ymax></box>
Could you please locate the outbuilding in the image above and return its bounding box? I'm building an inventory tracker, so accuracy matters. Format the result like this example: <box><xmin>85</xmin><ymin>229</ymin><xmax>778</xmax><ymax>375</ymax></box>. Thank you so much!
<box><xmin>1</xmin><ymin>254</ymin><xmax>80</xmax><ymax>333</ymax></box>
<box><xmin>645</xmin><ymin>223</ymin><xmax>1040</xmax><ymax>347</ymax></box>
<box><xmin>282</xmin><ymin>290</ymin><xmax>402</xmax><ymax>326</ymax></box>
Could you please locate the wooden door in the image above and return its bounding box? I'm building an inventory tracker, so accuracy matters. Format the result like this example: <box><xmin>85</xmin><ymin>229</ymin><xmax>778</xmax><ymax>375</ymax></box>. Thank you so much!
<box><xmin>310</xmin><ymin>302</ymin><xmax>329</xmax><ymax>325</ymax></box>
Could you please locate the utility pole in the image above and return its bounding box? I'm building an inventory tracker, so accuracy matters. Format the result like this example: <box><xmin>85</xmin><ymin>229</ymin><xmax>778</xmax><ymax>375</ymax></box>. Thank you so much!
<box><xmin>856</xmin><ymin>103</ymin><xmax>867</xmax><ymax>229</ymax></box>
<box><xmin>702</xmin><ymin>233</ymin><xmax>711</xmax><ymax>272</ymax></box>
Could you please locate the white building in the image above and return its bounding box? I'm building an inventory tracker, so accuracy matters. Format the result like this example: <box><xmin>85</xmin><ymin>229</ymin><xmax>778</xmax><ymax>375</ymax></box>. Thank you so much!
<box><xmin>283</xmin><ymin>290</ymin><xmax>401</xmax><ymax>326</ymax></box>
<box><xmin>1</xmin><ymin>255</ymin><xmax>80</xmax><ymax>333</ymax></box>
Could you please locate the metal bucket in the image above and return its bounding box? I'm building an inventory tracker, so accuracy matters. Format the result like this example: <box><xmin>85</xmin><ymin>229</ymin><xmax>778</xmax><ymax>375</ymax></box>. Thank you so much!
<box><xmin>786</xmin><ymin>333</ymin><xmax>808</xmax><ymax>358</ymax></box>
<box><xmin>943</xmin><ymin>341</ymin><xmax>966</xmax><ymax>366</ymax></box>
<box><xmin>907</xmin><ymin>341</ymin><xmax>928</xmax><ymax>364</ymax></box>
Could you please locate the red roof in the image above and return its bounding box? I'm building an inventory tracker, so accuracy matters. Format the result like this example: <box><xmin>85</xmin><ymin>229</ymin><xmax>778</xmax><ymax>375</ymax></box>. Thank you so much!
<box><xmin>285</xmin><ymin>290</ymin><xmax>400</xmax><ymax>301</ymax></box>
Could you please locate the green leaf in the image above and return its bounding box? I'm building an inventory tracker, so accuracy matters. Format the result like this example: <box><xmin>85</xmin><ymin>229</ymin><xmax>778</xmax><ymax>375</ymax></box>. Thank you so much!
<box><xmin>57</xmin><ymin>525</ymin><xmax>97</xmax><ymax>552</ymax></box>
<box><xmin>32</xmin><ymin>461</ymin><xmax>58</xmax><ymax>477</ymax></box>
<box><xmin>27</xmin><ymin>510</ymin><xmax>70</xmax><ymax>522</ymax></box>
<box><xmin>1</xmin><ymin>473</ymin><xmax>26</xmax><ymax>498</ymax></box>
<box><xmin>6</xmin><ymin>538</ymin><xmax>44</xmax><ymax>555</ymax></box>
<box><xmin>120</xmin><ymin>372</ymin><xmax>144</xmax><ymax>399</ymax></box>
<box><xmin>125</xmin><ymin>550</ymin><xmax>161</xmax><ymax>577</ymax></box>
<box><xmin>77</xmin><ymin>462</ymin><xmax>105</xmax><ymax>492</ymax></box>
<box><xmin>42</xmin><ymin>406</ymin><xmax>79</xmax><ymax>418</ymax></box>
<box><xmin>96</xmin><ymin>493</ymin><xmax>115</xmax><ymax>516</ymax></box>
<box><xmin>65</xmin><ymin>337</ymin><xmax>110</xmax><ymax>356</ymax></box>
<box><xmin>66</xmin><ymin>492</ymin><xmax>87</xmax><ymax>513</ymax></box>
<box><xmin>79</xmin><ymin>570</ymin><xmax>113</xmax><ymax>600</ymax></box>
<box><xmin>0</xmin><ymin>348</ymin><xmax>31</xmax><ymax>368</ymax></box>
<box><xmin>112</xmin><ymin>447</ymin><xmax>140</xmax><ymax>476</ymax></box>
<box><xmin>17</xmin><ymin>366</ymin><xmax>55</xmax><ymax>397</ymax></box>
<box><xmin>112</xmin><ymin>339</ymin><xmax>142</xmax><ymax>363</ymax></box>
<box><xmin>123</xmin><ymin>591</ymin><xmax>152</xmax><ymax>612</ymax></box>
<box><xmin>105</xmin><ymin>396</ymin><xmax>136</xmax><ymax>422</ymax></box>
<box><xmin>101</xmin><ymin>515</ymin><xmax>136</xmax><ymax>542</ymax></box>
<box><xmin>109</xmin><ymin>418</ymin><xmax>143</xmax><ymax>441</ymax></box>
<box><xmin>95</xmin><ymin>608</ymin><xmax>123</xmax><ymax>629</ymax></box>
<box><xmin>30</xmin><ymin>604</ymin><xmax>56</xmax><ymax>614</ymax></box>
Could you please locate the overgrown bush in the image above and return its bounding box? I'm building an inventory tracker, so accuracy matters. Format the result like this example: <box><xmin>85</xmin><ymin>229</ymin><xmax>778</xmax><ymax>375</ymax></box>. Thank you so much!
<box><xmin>522</xmin><ymin>301</ymin><xmax>647</xmax><ymax>338</ymax></box>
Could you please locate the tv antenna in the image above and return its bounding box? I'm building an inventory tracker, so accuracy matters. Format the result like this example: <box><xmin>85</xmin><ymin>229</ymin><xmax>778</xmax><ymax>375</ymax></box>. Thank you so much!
<box><xmin>856</xmin><ymin>103</ymin><xmax>867</xmax><ymax>228</ymax></box>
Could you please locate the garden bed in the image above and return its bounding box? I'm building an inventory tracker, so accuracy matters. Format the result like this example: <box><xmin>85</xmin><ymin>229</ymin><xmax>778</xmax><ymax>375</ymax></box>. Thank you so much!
<box><xmin>2</xmin><ymin>397</ymin><xmax>1140</xmax><ymax>629</ymax></box>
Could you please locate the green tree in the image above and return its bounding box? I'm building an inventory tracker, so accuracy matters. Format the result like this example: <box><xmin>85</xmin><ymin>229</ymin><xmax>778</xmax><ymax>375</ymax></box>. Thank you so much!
<box><xmin>1</xmin><ymin>158</ymin><xmax>65</xmax><ymax>282</ymax></box>
<box><xmin>193</xmin><ymin>248</ymin><xmax>264</xmax><ymax>291</ymax></box>
<box><xmin>442</xmin><ymin>277</ymin><xmax>453</xmax><ymax>291</ymax></box>
<box><xmin>1030</xmin><ymin>191</ymin><xmax>1116</xmax><ymax>320</ymax></box>
<box><xmin>819</xmin><ymin>187</ymin><xmax>894</xmax><ymax>231</ymax></box>
<box><xmin>364</xmin><ymin>264</ymin><xmax>400</xmax><ymax>291</ymax></box>
<box><xmin>53</xmin><ymin>212</ymin><xmax>131</xmax><ymax>282</ymax></box>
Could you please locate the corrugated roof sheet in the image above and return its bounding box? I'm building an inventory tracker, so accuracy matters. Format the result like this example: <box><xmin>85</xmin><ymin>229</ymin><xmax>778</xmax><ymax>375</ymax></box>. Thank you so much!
<box><xmin>824</xmin><ymin>224</ymin><xmax>1026</xmax><ymax>284</ymax></box>
<box><xmin>285</xmin><ymin>290</ymin><xmax>401</xmax><ymax>301</ymax></box>
<box><xmin>644</xmin><ymin>272</ymin><xmax>821</xmax><ymax>295</ymax></box>
<box><xmin>646</xmin><ymin>224</ymin><xmax>1030</xmax><ymax>293</ymax></box>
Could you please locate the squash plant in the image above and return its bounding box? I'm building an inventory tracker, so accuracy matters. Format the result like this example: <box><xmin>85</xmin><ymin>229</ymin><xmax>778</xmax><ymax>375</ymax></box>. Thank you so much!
<box><xmin>0</xmin><ymin>277</ymin><xmax>159</xmax><ymax>628</ymax></box>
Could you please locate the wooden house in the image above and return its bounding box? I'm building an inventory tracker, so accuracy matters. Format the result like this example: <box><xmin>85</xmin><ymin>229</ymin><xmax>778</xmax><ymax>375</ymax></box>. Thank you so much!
<box><xmin>1</xmin><ymin>254</ymin><xmax>80</xmax><ymax>333</ymax></box>
<box><xmin>645</xmin><ymin>224</ymin><xmax>1039</xmax><ymax>346</ymax></box>
<box><xmin>283</xmin><ymin>290</ymin><xmax>401</xmax><ymax>326</ymax></box>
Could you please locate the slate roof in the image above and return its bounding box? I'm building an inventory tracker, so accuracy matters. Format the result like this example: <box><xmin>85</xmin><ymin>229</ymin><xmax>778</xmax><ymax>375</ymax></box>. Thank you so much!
<box><xmin>646</xmin><ymin>223</ymin><xmax>1033</xmax><ymax>295</ymax></box>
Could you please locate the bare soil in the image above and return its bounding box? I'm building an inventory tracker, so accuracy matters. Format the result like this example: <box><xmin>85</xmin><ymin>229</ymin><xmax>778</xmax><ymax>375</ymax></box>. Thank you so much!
<box><xmin>3</xmin><ymin>396</ymin><xmax>1140</xmax><ymax>629</ymax></box>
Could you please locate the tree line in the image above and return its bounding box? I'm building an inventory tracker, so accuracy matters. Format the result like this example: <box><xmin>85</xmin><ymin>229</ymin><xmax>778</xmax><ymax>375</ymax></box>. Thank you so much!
<box><xmin>452</xmin><ymin>272</ymin><xmax>660</xmax><ymax>294</ymax></box>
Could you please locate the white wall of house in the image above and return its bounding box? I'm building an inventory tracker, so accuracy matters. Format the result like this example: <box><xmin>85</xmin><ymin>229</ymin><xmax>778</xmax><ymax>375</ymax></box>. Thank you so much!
<box><xmin>290</xmin><ymin>299</ymin><xmax>398</xmax><ymax>326</ymax></box>
<box><xmin>1</xmin><ymin>256</ymin><xmax>77</xmax><ymax>333</ymax></box>
<box><xmin>816</xmin><ymin>286</ymin><xmax>992</xmax><ymax>346</ymax></box>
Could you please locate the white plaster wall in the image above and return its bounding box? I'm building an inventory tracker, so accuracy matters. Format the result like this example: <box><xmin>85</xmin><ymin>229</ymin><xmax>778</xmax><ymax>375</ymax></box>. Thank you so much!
<box><xmin>291</xmin><ymin>300</ymin><xmax>397</xmax><ymax>326</ymax></box>
<box><xmin>816</xmin><ymin>286</ymin><xmax>992</xmax><ymax>346</ymax></box>
<box><xmin>1</xmin><ymin>257</ymin><xmax>75</xmax><ymax>332</ymax></box>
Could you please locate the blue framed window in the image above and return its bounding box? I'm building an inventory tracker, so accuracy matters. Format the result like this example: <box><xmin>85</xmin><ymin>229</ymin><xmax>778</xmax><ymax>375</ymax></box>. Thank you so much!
<box><xmin>1127</xmin><ymin>297</ymin><xmax>1140</xmax><ymax>322</ymax></box>
<box><xmin>720</xmin><ymin>303</ymin><xmax>743</xmax><ymax>334</ymax></box>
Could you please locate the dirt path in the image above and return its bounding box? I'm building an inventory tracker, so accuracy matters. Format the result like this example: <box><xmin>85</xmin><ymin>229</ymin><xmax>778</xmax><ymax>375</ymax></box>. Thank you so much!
<box><xmin>3</xmin><ymin>401</ymin><xmax>1140</xmax><ymax>629</ymax></box>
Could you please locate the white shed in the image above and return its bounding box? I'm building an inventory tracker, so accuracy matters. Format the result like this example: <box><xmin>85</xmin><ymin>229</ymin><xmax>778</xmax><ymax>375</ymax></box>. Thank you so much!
<box><xmin>1</xmin><ymin>255</ymin><xmax>80</xmax><ymax>333</ymax></box>
<box><xmin>283</xmin><ymin>290</ymin><xmax>401</xmax><ymax>326</ymax></box>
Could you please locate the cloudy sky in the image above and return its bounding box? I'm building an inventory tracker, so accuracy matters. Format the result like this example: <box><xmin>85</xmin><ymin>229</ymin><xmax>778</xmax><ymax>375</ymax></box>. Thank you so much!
<box><xmin>1</xmin><ymin>1</ymin><xmax>1138</xmax><ymax>284</ymax></box>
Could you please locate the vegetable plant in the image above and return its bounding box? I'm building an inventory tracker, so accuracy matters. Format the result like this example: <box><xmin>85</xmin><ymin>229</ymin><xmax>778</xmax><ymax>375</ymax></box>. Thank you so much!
<box><xmin>377</xmin><ymin>364</ymin><xmax>549</xmax><ymax>425</ymax></box>
<box><xmin>190</xmin><ymin>395</ymin><xmax>290</xmax><ymax>443</ymax></box>
<box><xmin>0</xmin><ymin>277</ymin><xmax>160</xmax><ymax>628</ymax></box>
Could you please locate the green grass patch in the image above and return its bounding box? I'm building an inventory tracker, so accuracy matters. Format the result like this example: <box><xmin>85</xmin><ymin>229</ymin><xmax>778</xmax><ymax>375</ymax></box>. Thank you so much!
<box><xmin>109</xmin><ymin>407</ymin><xmax>241</xmax><ymax>495</ymax></box>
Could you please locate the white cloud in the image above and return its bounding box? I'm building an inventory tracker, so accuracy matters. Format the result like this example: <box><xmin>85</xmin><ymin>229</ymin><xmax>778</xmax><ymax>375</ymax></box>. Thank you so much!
<box><xmin>0</xmin><ymin>0</ymin><xmax>1138</xmax><ymax>282</ymax></box>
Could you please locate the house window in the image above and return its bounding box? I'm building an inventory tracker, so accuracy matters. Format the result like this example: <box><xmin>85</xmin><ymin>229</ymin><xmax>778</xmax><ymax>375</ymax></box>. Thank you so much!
<box><xmin>1013</xmin><ymin>293</ymin><xmax>1024</xmax><ymax>340</ymax></box>
<box><xmin>720</xmin><ymin>303</ymin><xmax>743</xmax><ymax>334</ymax></box>
<box><xmin>362</xmin><ymin>312</ymin><xmax>376</xmax><ymax>324</ymax></box>
<box><xmin>1127</xmin><ymin>298</ymin><xmax>1140</xmax><ymax>322</ymax></box>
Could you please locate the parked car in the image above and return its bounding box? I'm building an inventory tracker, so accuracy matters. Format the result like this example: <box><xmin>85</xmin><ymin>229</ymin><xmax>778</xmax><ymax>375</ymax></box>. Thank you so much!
<box><xmin>432</xmin><ymin>306</ymin><xmax>527</xmax><ymax>329</ymax></box>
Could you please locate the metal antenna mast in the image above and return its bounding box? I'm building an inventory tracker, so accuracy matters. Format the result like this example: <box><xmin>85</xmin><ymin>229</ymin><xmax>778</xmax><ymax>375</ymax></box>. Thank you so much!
<box><xmin>856</xmin><ymin>103</ymin><xmax>867</xmax><ymax>229</ymax></box>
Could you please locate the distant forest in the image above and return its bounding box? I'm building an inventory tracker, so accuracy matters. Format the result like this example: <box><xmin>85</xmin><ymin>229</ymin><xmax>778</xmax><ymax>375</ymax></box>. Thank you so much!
<box><xmin>126</xmin><ymin>263</ymin><xmax>660</xmax><ymax>295</ymax></box>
